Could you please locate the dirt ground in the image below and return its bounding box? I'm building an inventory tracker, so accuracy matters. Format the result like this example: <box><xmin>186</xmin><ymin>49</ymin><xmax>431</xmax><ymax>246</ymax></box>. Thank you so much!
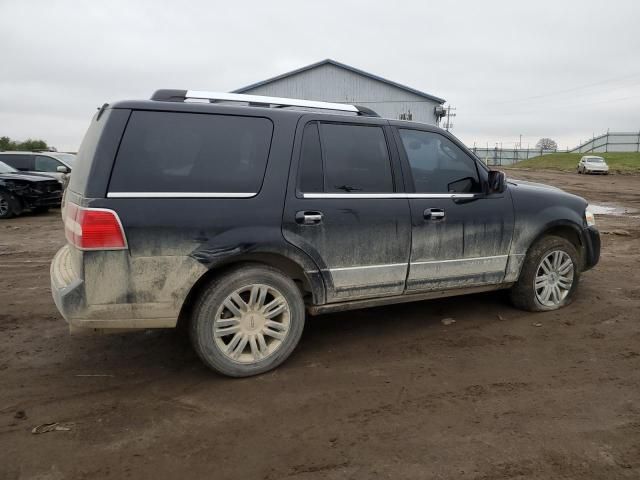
<box><xmin>1</xmin><ymin>169</ymin><xmax>639</xmax><ymax>480</ymax></box>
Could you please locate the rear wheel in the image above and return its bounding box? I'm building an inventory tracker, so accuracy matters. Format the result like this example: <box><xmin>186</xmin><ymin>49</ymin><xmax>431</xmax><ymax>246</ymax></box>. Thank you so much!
<box><xmin>510</xmin><ymin>236</ymin><xmax>580</xmax><ymax>312</ymax></box>
<box><xmin>190</xmin><ymin>264</ymin><xmax>305</xmax><ymax>377</ymax></box>
<box><xmin>32</xmin><ymin>206</ymin><xmax>49</xmax><ymax>214</ymax></box>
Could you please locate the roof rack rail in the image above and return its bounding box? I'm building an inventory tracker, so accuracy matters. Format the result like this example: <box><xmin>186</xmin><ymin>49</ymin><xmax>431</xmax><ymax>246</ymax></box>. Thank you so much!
<box><xmin>150</xmin><ymin>89</ymin><xmax>379</xmax><ymax>117</ymax></box>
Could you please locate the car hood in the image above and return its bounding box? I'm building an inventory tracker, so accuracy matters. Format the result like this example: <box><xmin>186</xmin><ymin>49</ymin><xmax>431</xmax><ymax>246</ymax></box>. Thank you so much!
<box><xmin>507</xmin><ymin>178</ymin><xmax>563</xmax><ymax>191</ymax></box>
<box><xmin>0</xmin><ymin>172</ymin><xmax>59</xmax><ymax>182</ymax></box>
<box><xmin>507</xmin><ymin>177</ymin><xmax>588</xmax><ymax>212</ymax></box>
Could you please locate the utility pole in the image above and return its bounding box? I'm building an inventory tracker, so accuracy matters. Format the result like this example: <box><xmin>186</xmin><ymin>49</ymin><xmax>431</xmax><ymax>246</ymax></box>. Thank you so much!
<box><xmin>519</xmin><ymin>134</ymin><xmax>522</xmax><ymax>149</ymax></box>
<box><xmin>442</xmin><ymin>105</ymin><xmax>456</xmax><ymax>131</ymax></box>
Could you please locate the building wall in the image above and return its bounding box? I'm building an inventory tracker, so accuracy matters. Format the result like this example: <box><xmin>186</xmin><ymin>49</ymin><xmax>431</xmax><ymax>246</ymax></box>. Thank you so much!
<box><xmin>238</xmin><ymin>63</ymin><xmax>441</xmax><ymax>125</ymax></box>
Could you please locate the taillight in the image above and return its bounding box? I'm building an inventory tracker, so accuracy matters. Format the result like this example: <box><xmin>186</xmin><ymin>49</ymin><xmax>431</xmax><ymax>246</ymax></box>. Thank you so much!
<box><xmin>64</xmin><ymin>202</ymin><xmax>127</xmax><ymax>250</ymax></box>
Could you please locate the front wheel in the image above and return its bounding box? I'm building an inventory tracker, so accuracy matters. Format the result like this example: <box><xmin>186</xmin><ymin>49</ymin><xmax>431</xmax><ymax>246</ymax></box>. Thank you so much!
<box><xmin>510</xmin><ymin>236</ymin><xmax>580</xmax><ymax>312</ymax></box>
<box><xmin>190</xmin><ymin>264</ymin><xmax>306</xmax><ymax>377</ymax></box>
<box><xmin>0</xmin><ymin>190</ymin><xmax>16</xmax><ymax>219</ymax></box>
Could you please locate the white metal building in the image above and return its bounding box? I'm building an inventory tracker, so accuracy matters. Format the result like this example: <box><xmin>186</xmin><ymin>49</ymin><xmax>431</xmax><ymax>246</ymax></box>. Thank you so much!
<box><xmin>233</xmin><ymin>59</ymin><xmax>445</xmax><ymax>125</ymax></box>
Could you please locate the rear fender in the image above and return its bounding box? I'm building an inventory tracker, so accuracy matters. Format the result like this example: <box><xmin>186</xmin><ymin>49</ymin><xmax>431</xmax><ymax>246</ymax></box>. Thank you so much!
<box><xmin>188</xmin><ymin>226</ymin><xmax>325</xmax><ymax>304</ymax></box>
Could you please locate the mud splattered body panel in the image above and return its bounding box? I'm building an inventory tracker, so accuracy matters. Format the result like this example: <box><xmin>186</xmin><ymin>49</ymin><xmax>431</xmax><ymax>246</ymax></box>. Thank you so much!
<box><xmin>405</xmin><ymin>193</ymin><xmax>514</xmax><ymax>291</ymax></box>
<box><xmin>504</xmin><ymin>179</ymin><xmax>597</xmax><ymax>280</ymax></box>
<box><xmin>283</xmin><ymin>198</ymin><xmax>411</xmax><ymax>301</ymax></box>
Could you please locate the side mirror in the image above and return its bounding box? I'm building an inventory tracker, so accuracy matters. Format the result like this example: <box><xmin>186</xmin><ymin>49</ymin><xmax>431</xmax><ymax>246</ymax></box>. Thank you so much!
<box><xmin>56</xmin><ymin>165</ymin><xmax>70</xmax><ymax>174</ymax></box>
<box><xmin>488</xmin><ymin>170</ymin><xmax>506</xmax><ymax>194</ymax></box>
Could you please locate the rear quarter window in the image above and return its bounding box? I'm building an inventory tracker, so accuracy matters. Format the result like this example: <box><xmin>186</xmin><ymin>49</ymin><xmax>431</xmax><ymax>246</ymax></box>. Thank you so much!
<box><xmin>0</xmin><ymin>154</ymin><xmax>34</xmax><ymax>170</ymax></box>
<box><xmin>69</xmin><ymin>110</ymin><xmax>105</xmax><ymax>194</ymax></box>
<box><xmin>109</xmin><ymin>111</ymin><xmax>273</xmax><ymax>194</ymax></box>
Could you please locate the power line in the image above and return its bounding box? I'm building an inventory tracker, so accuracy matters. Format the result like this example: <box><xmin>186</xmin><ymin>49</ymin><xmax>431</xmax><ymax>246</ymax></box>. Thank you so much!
<box><xmin>495</xmin><ymin>72</ymin><xmax>640</xmax><ymax>105</ymax></box>
<box><xmin>482</xmin><ymin>93</ymin><xmax>640</xmax><ymax>117</ymax></box>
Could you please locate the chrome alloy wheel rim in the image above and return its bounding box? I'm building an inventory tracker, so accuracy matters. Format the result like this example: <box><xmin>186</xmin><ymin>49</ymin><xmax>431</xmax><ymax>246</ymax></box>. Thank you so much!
<box><xmin>0</xmin><ymin>195</ymin><xmax>9</xmax><ymax>217</ymax></box>
<box><xmin>213</xmin><ymin>284</ymin><xmax>291</xmax><ymax>364</ymax></box>
<box><xmin>534</xmin><ymin>250</ymin><xmax>574</xmax><ymax>307</ymax></box>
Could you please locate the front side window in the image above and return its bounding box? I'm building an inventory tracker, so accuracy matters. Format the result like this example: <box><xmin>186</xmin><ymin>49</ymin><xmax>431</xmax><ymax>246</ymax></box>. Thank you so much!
<box><xmin>35</xmin><ymin>155</ymin><xmax>62</xmax><ymax>172</ymax></box>
<box><xmin>399</xmin><ymin>129</ymin><xmax>481</xmax><ymax>193</ymax></box>
<box><xmin>52</xmin><ymin>153</ymin><xmax>76</xmax><ymax>166</ymax></box>
<box><xmin>110</xmin><ymin>111</ymin><xmax>273</xmax><ymax>193</ymax></box>
<box><xmin>319</xmin><ymin>123</ymin><xmax>393</xmax><ymax>193</ymax></box>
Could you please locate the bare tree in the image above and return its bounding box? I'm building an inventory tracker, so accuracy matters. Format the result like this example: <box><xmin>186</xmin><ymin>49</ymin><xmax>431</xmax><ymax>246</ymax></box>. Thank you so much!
<box><xmin>535</xmin><ymin>138</ymin><xmax>558</xmax><ymax>150</ymax></box>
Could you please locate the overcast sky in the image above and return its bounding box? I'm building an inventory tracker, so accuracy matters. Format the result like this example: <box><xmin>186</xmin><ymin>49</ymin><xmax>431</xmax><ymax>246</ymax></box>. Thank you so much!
<box><xmin>1</xmin><ymin>0</ymin><xmax>639</xmax><ymax>151</ymax></box>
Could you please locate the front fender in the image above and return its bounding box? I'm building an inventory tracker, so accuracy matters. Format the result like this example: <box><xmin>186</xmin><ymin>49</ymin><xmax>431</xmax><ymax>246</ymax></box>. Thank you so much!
<box><xmin>505</xmin><ymin>182</ymin><xmax>588</xmax><ymax>281</ymax></box>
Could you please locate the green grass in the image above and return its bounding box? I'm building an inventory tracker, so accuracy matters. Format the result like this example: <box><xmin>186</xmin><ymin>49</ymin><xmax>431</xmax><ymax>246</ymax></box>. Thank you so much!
<box><xmin>510</xmin><ymin>152</ymin><xmax>640</xmax><ymax>174</ymax></box>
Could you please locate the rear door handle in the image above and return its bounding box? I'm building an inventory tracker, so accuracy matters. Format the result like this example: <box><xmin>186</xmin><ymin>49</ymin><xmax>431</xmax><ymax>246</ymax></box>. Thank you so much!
<box><xmin>295</xmin><ymin>210</ymin><xmax>323</xmax><ymax>225</ymax></box>
<box><xmin>424</xmin><ymin>208</ymin><xmax>445</xmax><ymax>220</ymax></box>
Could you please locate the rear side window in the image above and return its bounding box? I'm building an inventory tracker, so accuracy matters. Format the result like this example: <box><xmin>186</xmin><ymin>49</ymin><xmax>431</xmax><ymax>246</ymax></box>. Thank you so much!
<box><xmin>0</xmin><ymin>154</ymin><xmax>33</xmax><ymax>170</ymax></box>
<box><xmin>109</xmin><ymin>111</ymin><xmax>273</xmax><ymax>194</ymax></box>
<box><xmin>319</xmin><ymin>123</ymin><xmax>393</xmax><ymax>193</ymax></box>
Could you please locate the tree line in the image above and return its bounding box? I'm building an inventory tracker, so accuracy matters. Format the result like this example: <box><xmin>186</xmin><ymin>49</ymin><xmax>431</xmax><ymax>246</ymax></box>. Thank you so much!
<box><xmin>0</xmin><ymin>136</ymin><xmax>53</xmax><ymax>152</ymax></box>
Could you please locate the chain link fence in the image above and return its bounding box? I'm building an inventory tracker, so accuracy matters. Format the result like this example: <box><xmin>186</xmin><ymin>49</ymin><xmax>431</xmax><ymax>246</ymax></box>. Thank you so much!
<box><xmin>469</xmin><ymin>130</ymin><xmax>640</xmax><ymax>166</ymax></box>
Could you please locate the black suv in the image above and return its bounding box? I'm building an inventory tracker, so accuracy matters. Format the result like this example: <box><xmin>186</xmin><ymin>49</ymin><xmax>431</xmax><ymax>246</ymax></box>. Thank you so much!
<box><xmin>50</xmin><ymin>90</ymin><xmax>600</xmax><ymax>377</ymax></box>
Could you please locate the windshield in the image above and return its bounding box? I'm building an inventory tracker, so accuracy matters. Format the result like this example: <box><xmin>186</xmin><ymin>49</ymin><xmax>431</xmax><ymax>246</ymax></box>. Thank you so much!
<box><xmin>587</xmin><ymin>157</ymin><xmax>604</xmax><ymax>163</ymax></box>
<box><xmin>51</xmin><ymin>152</ymin><xmax>76</xmax><ymax>166</ymax></box>
<box><xmin>0</xmin><ymin>161</ymin><xmax>17</xmax><ymax>173</ymax></box>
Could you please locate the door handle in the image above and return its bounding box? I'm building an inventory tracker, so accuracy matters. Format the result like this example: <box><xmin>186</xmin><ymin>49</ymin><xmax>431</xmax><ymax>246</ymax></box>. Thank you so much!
<box><xmin>295</xmin><ymin>211</ymin><xmax>323</xmax><ymax>225</ymax></box>
<box><xmin>424</xmin><ymin>208</ymin><xmax>445</xmax><ymax>220</ymax></box>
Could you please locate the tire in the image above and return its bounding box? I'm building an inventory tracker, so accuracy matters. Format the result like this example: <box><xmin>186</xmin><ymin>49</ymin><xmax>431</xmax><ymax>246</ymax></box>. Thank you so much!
<box><xmin>190</xmin><ymin>264</ymin><xmax>306</xmax><ymax>377</ymax></box>
<box><xmin>577</xmin><ymin>167</ymin><xmax>582</xmax><ymax>174</ymax></box>
<box><xmin>510</xmin><ymin>235</ymin><xmax>581</xmax><ymax>312</ymax></box>
<box><xmin>0</xmin><ymin>190</ymin><xmax>16</xmax><ymax>219</ymax></box>
<box><xmin>32</xmin><ymin>207</ymin><xmax>49</xmax><ymax>214</ymax></box>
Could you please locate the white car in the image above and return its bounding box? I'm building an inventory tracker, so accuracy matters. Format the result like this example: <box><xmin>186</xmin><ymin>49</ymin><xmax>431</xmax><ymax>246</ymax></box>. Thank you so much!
<box><xmin>577</xmin><ymin>156</ymin><xmax>609</xmax><ymax>175</ymax></box>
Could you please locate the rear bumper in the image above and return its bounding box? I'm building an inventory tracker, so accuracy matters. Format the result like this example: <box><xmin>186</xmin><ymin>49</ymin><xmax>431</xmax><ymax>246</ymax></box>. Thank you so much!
<box><xmin>50</xmin><ymin>245</ymin><xmax>85</xmax><ymax>322</ymax></box>
<box><xmin>50</xmin><ymin>245</ymin><xmax>176</xmax><ymax>333</ymax></box>
<box><xmin>582</xmin><ymin>226</ymin><xmax>600</xmax><ymax>271</ymax></box>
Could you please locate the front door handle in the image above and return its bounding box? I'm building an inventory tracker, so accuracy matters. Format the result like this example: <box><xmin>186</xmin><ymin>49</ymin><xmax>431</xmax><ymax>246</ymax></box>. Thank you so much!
<box><xmin>424</xmin><ymin>208</ymin><xmax>445</xmax><ymax>220</ymax></box>
<box><xmin>295</xmin><ymin>210</ymin><xmax>323</xmax><ymax>225</ymax></box>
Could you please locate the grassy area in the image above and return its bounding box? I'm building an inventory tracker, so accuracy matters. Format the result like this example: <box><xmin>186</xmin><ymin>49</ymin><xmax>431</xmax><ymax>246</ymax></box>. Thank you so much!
<box><xmin>509</xmin><ymin>152</ymin><xmax>640</xmax><ymax>174</ymax></box>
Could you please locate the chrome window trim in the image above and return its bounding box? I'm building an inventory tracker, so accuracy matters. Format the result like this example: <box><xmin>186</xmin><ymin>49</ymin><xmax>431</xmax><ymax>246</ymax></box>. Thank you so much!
<box><xmin>302</xmin><ymin>193</ymin><xmax>476</xmax><ymax>199</ymax></box>
<box><xmin>106</xmin><ymin>192</ymin><xmax>257</xmax><ymax>198</ymax></box>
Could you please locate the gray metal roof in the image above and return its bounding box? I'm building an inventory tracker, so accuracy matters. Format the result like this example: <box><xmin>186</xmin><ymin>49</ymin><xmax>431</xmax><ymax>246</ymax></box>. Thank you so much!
<box><xmin>232</xmin><ymin>59</ymin><xmax>446</xmax><ymax>104</ymax></box>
